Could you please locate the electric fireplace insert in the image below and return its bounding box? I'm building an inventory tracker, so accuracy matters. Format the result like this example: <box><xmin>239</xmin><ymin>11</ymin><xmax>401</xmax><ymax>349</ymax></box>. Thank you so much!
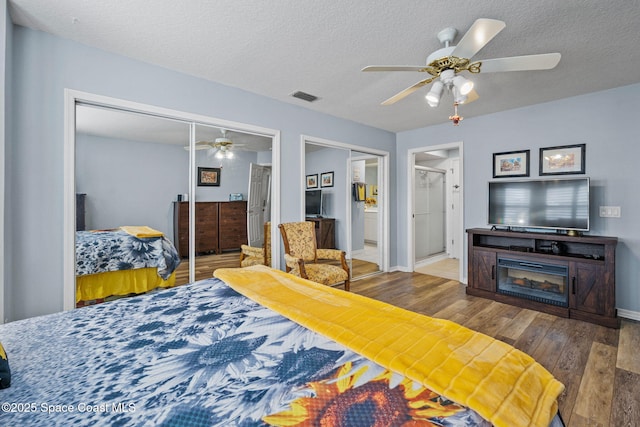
<box><xmin>497</xmin><ymin>256</ymin><xmax>568</xmax><ymax>307</ymax></box>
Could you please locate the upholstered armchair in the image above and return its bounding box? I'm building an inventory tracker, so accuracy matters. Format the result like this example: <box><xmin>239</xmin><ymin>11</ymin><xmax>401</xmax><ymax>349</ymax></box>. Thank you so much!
<box><xmin>240</xmin><ymin>222</ymin><xmax>271</xmax><ymax>267</ymax></box>
<box><xmin>278</xmin><ymin>221</ymin><xmax>350</xmax><ymax>291</ymax></box>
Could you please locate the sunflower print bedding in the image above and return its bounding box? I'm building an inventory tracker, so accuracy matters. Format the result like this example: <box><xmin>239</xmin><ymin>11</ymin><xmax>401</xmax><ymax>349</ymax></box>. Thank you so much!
<box><xmin>75</xmin><ymin>229</ymin><xmax>180</xmax><ymax>279</ymax></box>
<box><xmin>0</xmin><ymin>277</ymin><xmax>494</xmax><ymax>427</ymax></box>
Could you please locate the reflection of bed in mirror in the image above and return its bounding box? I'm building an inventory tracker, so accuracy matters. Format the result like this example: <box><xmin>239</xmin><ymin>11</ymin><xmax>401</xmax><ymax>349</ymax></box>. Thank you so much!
<box><xmin>75</xmin><ymin>226</ymin><xmax>180</xmax><ymax>305</ymax></box>
<box><xmin>1</xmin><ymin>266</ymin><xmax>564</xmax><ymax>427</ymax></box>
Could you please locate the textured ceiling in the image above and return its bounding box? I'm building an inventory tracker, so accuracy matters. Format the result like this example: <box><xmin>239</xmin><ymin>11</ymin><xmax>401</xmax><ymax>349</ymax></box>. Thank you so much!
<box><xmin>9</xmin><ymin>0</ymin><xmax>640</xmax><ymax>132</ymax></box>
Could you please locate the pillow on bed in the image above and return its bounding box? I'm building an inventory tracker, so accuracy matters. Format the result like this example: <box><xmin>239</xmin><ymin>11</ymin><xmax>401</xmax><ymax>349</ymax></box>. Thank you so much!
<box><xmin>0</xmin><ymin>341</ymin><xmax>10</xmax><ymax>389</ymax></box>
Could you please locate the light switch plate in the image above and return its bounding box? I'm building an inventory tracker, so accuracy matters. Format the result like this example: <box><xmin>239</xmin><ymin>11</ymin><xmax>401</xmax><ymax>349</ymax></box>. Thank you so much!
<box><xmin>599</xmin><ymin>206</ymin><xmax>621</xmax><ymax>218</ymax></box>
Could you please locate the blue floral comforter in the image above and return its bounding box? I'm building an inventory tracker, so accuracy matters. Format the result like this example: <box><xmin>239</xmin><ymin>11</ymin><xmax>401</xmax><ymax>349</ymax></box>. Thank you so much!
<box><xmin>75</xmin><ymin>230</ymin><xmax>180</xmax><ymax>279</ymax></box>
<box><xmin>0</xmin><ymin>278</ymin><xmax>492</xmax><ymax>427</ymax></box>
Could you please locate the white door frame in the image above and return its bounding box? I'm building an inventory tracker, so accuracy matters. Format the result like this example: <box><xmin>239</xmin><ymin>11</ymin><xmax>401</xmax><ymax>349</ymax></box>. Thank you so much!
<box><xmin>407</xmin><ymin>141</ymin><xmax>465</xmax><ymax>283</ymax></box>
<box><xmin>63</xmin><ymin>89</ymin><xmax>281</xmax><ymax>311</ymax></box>
<box><xmin>300</xmin><ymin>135</ymin><xmax>390</xmax><ymax>273</ymax></box>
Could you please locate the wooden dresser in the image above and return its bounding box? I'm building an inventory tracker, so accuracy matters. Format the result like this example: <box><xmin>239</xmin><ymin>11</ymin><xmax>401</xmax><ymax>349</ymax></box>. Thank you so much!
<box><xmin>174</xmin><ymin>201</ymin><xmax>247</xmax><ymax>257</ymax></box>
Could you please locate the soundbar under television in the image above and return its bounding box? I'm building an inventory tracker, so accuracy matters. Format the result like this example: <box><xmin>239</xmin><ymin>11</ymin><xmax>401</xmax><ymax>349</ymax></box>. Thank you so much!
<box><xmin>488</xmin><ymin>177</ymin><xmax>589</xmax><ymax>232</ymax></box>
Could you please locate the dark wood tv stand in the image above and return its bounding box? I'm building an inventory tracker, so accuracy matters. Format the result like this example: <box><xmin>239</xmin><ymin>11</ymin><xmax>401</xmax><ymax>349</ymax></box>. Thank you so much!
<box><xmin>306</xmin><ymin>217</ymin><xmax>335</xmax><ymax>249</ymax></box>
<box><xmin>466</xmin><ymin>228</ymin><xmax>619</xmax><ymax>328</ymax></box>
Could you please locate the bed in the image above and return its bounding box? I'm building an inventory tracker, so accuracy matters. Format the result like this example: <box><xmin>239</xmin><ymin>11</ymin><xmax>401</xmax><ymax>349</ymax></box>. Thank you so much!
<box><xmin>0</xmin><ymin>266</ymin><xmax>565</xmax><ymax>427</ymax></box>
<box><xmin>75</xmin><ymin>226</ymin><xmax>181</xmax><ymax>304</ymax></box>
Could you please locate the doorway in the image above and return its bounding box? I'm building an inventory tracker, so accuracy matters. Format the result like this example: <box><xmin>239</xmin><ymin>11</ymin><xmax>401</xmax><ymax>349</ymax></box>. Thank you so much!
<box><xmin>409</xmin><ymin>142</ymin><xmax>464</xmax><ymax>282</ymax></box>
<box><xmin>414</xmin><ymin>166</ymin><xmax>446</xmax><ymax>262</ymax></box>
<box><xmin>302</xmin><ymin>136</ymin><xmax>390</xmax><ymax>280</ymax></box>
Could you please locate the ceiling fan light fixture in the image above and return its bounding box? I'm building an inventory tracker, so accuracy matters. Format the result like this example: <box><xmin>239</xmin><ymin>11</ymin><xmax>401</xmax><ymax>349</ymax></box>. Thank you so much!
<box><xmin>452</xmin><ymin>75</ymin><xmax>474</xmax><ymax>95</ymax></box>
<box><xmin>452</xmin><ymin>86</ymin><xmax>468</xmax><ymax>104</ymax></box>
<box><xmin>425</xmin><ymin>81</ymin><xmax>444</xmax><ymax>107</ymax></box>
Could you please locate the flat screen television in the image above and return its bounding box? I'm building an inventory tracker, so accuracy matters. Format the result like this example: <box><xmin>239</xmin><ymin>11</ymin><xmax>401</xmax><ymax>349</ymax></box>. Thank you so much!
<box><xmin>488</xmin><ymin>177</ymin><xmax>589</xmax><ymax>232</ymax></box>
<box><xmin>305</xmin><ymin>190</ymin><xmax>322</xmax><ymax>217</ymax></box>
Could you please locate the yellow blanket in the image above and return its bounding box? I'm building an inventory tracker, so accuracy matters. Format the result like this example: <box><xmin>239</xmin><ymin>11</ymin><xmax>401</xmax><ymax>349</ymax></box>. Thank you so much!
<box><xmin>214</xmin><ymin>265</ymin><xmax>564</xmax><ymax>427</ymax></box>
<box><xmin>119</xmin><ymin>225</ymin><xmax>163</xmax><ymax>238</ymax></box>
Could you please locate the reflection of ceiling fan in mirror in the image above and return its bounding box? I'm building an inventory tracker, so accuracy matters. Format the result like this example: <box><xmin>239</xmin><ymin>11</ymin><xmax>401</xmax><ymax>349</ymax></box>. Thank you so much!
<box><xmin>362</xmin><ymin>18</ymin><xmax>561</xmax><ymax>125</ymax></box>
<box><xmin>184</xmin><ymin>129</ymin><xmax>245</xmax><ymax>159</ymax></box>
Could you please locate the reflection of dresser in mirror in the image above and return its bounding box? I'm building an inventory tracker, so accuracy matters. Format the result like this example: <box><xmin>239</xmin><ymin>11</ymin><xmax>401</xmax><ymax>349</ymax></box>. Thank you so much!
<box><xmin>173</xmin><ymin>201</ymin><xmax>247</xmax><ymax>257</ymax></box>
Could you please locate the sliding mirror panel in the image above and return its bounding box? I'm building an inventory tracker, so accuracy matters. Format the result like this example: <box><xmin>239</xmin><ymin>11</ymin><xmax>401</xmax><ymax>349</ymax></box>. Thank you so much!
<box><xmin>187</xmin><ymin>124</ymin><xmax>273</xmax><ymax>277</ymax></box>
<box><xmin>75</xmin><ymin>104</ymin><xmax>190</xmax><ymax>307</ymax></box>
<box><xmin>351</xmin><ymin>152</ymin><xmax>382</xmax><ymax>279</ymax></box>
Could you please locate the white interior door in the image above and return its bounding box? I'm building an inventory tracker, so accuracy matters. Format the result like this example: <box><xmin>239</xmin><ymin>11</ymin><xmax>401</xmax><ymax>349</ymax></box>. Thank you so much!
<box><xmin>247</xmin><ymin>163</ymin><xmax>269</xmax><ymax>247</ymax></box>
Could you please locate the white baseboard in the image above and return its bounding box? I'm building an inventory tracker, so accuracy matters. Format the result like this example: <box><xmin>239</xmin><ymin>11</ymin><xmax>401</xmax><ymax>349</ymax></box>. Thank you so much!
<box><xmin>617</xmin><ymin>308</ymin><xmax>640</xmax><ymax>321</ymax></box>
<box><xmin>390</xmin><ymin>265</ymin><xmax>412</xmax><ymax>273</ymax></box>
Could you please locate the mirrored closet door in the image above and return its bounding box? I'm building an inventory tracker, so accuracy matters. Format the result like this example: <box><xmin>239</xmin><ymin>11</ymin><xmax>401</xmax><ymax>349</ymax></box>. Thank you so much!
<box><xmin>70</xmin><ymin>97</ymin><xmax>277</xmax><ymax>310</ymax></box>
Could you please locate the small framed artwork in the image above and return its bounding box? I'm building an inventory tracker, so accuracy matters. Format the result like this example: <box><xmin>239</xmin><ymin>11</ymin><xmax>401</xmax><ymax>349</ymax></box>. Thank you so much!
<box><xmin>320</xmin><ymin>171</ymin><xmax>334</xmax><ymax>188</ymax></box>
<box><xmin>306</xmin><ymin>174</ymin><xmax>318</xmax><ymax>189</ymax></box>
<box><xmin>540</xmin><ymin>144</ymin><xmax>586</xmax><ymax>175</ymax></box>
<box><xmin>197</xmin><ymin>167</ymin><xmax>221</xmax><ymax>186</ymax></box>
<box><xmin>493</xmin><ymin>150</ymin><xmax>530</xmax><ymax>178</ymax></box>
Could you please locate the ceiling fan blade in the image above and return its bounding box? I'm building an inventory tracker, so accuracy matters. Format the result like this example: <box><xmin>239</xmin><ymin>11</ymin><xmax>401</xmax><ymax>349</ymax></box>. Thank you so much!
<box><xmin>362</xmin><ymin>65</ymin><xmax>430</xmax><ymax>72</ymax></box>
<box><xmin>452</xmin><ymin>18</ymin><xmax>505</xmax><ymax>60</ymax></box>
<box><xmin>381</xmin><ymin>77</ymin><xmax>437</xmax><ymax>105</ymax></box>
<box><xmin>183</xmin><ymin>143</ymin><xmax>211</xmax><ymax>151</ymax></box>
<box><xmin>479</xmin><ymin>53</ymin><xmax>561</xmax><ymax>73</ymax></box>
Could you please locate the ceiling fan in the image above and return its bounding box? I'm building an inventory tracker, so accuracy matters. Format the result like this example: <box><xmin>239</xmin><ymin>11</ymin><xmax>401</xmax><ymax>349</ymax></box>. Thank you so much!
<box><xmin>185</xmin><ymin>129</ymin><xmax>244</xmax><ymax>158</ymax></box>
<box><xmin>362</xmin><ymin>18</ymin><xmax>561</xmax><ymax>124</ymax></box>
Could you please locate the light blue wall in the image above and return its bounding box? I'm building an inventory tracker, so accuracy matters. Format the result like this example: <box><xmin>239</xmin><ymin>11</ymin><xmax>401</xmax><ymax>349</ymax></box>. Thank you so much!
<box><xmin>6</xmin><ymin>25</ymin><xmax>396</xmax><ymax>321</ymax></box>
<box><xmin>76</xmin><ymin>134</ymin><xmax>189</xmax><ymax>236</ymax></box>
<box><xmin>195</xmin><ymin>149</ymin><xmax>258</xmax><ymax>202</ymax></box>
<box><xmin>397</xmin><ymin>83</ymin><xmax>640</xmax><ymax>313</ymax></box>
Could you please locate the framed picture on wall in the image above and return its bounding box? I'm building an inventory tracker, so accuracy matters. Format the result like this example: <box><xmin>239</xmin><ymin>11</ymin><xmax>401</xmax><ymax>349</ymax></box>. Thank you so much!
<box><xmin>306</xmin><ymin>174</ymin><xmax>318</xmax><ymax>189</ymax></box>
<box><xmin>320</xmin><ymin>171</ymin><xmax>334</xmax><ymax>187</ymax></box>
<box><xmin>197</xmin><ymin>167</ymin><xmax>221</xmax><ymax>186</ymax></box>
<box><xmin>539</xmin><ymin>144</ymin><xmax>586</xmax><ymax>175</ymax></box>
<box><xmin>493</xmin><ymin>150</ymin><xmax>530</xmax><ymax>178</ymax></box>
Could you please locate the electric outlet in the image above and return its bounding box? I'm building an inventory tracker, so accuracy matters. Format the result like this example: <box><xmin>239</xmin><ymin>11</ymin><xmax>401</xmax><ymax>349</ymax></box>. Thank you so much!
<box><xmin>599</xmin><ymin>206</ymin><xmax>621</xmax><ymax>218</ymax></box>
